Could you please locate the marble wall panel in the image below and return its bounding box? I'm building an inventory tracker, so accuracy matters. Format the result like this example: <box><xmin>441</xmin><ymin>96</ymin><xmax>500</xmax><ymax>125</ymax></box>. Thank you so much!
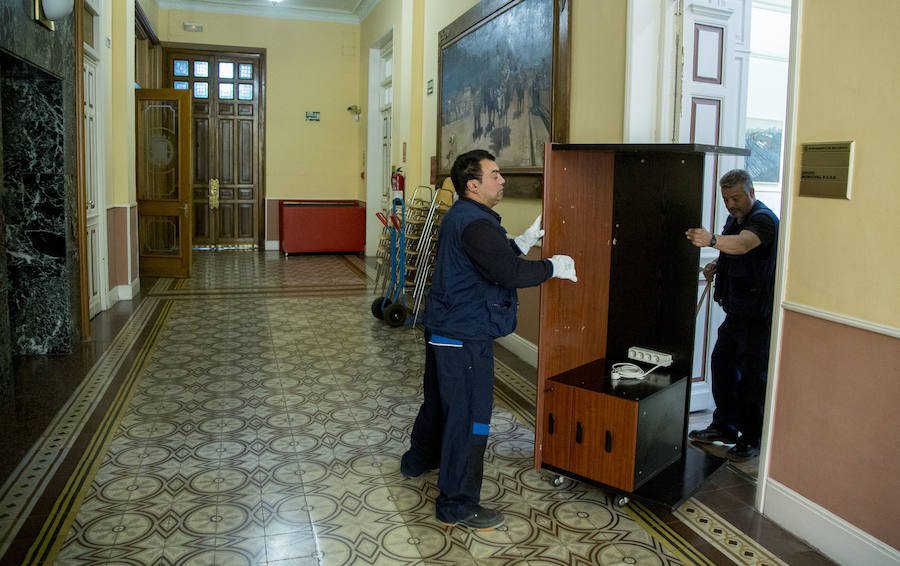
<box><xmin>0</xmin><ymin>1</ymin><xmax>80</xmax><ymax>402</ymax></box>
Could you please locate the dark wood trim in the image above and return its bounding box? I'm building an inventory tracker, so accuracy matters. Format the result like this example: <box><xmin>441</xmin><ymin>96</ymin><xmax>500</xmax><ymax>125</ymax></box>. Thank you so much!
<box><xmin>552</xmin><ymin>0</ymin><xmax>571</xmax><ymax>144</ymax></box>
<box><xmin>134</xmin><ymin>1</ymin><xmax>160</xmax><ymax>46</ymax></box>
<box><xmin>75</xmin><ymin>0</ymin><xmax>90</xmax><ymax>338</ymax></box>
<box><xmin>160</xmin><ymin>44</ymin><xmax>268</xmax><ymax>249</ymax></box>
<box><xmin>436</xmin><ymin>0</ymin><xmax>571</xmax><ymax>198</ymax></box>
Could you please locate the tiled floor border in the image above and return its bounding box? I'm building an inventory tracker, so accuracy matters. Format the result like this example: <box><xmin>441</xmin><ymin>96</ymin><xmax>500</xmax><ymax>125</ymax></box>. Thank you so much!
<box><xmin>675</xmin><ymin>497</ymin><xmax>790</xmax><ymax>566</ymax></box>
<box><xmin>0</xmin><ymin>297</ymin><xmax>161</xmax><ymax>558</ymax></box>
<box><xmin>20</xmin><ymin>301</ymin><xmax>174</xmax><ymax>566</ymax></box>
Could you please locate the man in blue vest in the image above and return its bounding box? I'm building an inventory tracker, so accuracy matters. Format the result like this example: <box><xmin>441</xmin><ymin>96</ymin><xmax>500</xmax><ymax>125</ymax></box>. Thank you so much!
<box><xmin>401</xmin><ymin>149</ymin><xmax>577</xmax><ymax>530</ymax></box>
<box><xmin>685</xmin><ymin>169</ymin><xmax>779</xmax><ymax>462</ymax></box>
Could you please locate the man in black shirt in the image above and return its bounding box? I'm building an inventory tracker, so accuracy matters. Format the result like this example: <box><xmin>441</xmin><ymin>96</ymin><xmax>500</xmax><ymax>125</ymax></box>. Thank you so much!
<box><xmin>401</xmin><ymin>149</ymin><xmax>577</xmax><ymax>530</ymax></box>
<box><xmin>685</xmin><ymin>169</ymin><xmax>779</xmax><ymax>462</ymax></box>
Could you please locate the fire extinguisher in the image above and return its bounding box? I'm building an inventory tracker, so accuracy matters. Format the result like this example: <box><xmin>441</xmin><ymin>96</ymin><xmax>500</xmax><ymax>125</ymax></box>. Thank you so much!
<box><xmin>391</xmin><ymin>167</ymin><xmax>405</xmax><ymax>200</ymax></box>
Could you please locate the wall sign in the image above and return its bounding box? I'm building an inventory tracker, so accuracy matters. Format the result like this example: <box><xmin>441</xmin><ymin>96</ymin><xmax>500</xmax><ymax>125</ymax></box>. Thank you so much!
<box><xmin>305</xmin><ymin>111</ymin><xmax>320</xmax><ymax>122</ymax></box>
<box><xmin>799</xmin><ymin>141</ymin><xmax>854</xmax><ymax>199</ymax></box>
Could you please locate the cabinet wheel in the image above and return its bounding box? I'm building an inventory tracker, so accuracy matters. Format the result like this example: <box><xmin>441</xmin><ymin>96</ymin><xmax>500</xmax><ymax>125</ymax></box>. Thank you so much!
<box><xmin>614</xmin><ymin>495</ymin><xmax>630</xmax><ymax>507</ymax></box>
<box><xmin>371</xmin><ymin>297</ymin><xmax>391</xmax><ymax>319</ymax></box>
<box><xmin>383</xmin><ymin>303</ymin><xmax>407</xmax><ymax>327</ymax></box>
<box><xmin>551</xmin><ymin>475</ymin><xmax>564</xmax><ymax>487</ymax></box>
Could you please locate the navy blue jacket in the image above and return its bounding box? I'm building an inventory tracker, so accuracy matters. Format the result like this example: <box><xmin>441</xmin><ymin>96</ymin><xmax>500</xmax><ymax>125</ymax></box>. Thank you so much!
<box><xmin>714</xmin><ymin>200</ymin><xmax>779</xmax><ymax>318</ymax></box>
<box><xmin>425</xmin><ymin>199</ymin><xmax>548</xmax><ymax>340</ymax></box>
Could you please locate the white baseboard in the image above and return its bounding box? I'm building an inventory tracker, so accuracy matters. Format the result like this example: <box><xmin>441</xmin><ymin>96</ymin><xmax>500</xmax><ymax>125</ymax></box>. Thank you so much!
<box><xmin>689</xmin><ymin>380</ymin><xmax>714</xmax><ymax>412</ymax></box>
<box><xmin>107</xmin><ymin>278</ymin><xmax>139</xmax><ymax>305</ymax></box>
<box><xmin>764</xmin><ymin>479</ymin><xmax>900</xmax><ymax>566</ymax></box>
<box><xmin>495</xmin><ymin>333</ymin><xmax>538</xmax><ymax>367</ymax></box>
<box><xmin>265</xmin><ymin>240</ymin><xmax>280</xmax><ymax>251</ymax></box>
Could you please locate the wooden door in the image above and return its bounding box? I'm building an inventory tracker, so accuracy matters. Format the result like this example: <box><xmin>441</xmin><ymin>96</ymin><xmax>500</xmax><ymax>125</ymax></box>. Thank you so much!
<box><xmin>541</xmin><ymin>382</ymin><xmax>575</xmax><ymax>470</ymax></box>
<box><xmin>83</xmin><ymin>53</ymin><xmax>104</xmax><ymax>316</ymax></box>
<box><xmin>570</xmin><ymin>391</ymin><xmax>637</xmax><ymax>492</ymax></box>
<box><xmin>135</xmin><ymin>89</ymin><xmax>193</xmax><ymax>277</ymax></box>
<box><xmin>674</xmin><ymin>1</ymin><xmax>750</xmax><ymax>410</ymax></box>
<box><xmin>165</xmin><ymin>49</ymin><xmax>263</xmax><ymax>248</ymax></box>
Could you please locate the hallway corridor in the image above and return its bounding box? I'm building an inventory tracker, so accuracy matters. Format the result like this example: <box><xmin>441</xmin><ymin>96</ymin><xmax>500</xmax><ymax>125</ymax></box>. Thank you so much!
<box><xmin>0</xmin><ymin>251</ymin><xmax>833</xmax><ymax>565</ymax></box>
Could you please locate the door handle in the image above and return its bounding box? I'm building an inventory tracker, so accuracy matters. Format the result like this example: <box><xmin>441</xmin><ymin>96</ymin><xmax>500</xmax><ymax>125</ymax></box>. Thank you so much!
<box><xmin>575</xmin><ymin>422</ymin><xmax>583</xmax><ymax>444</ymax></box>
<box><xmin>208</xmin><ymin>178</ymin><xmax>219</xmax><ymax>210</ymax></box>
<box><xmin>605</xmin><ymin>430</ymin><xmax>613</xmax><ymax>452</ymax></box>
<box><xmin>548</xmin><ymin>413</ymin><xmax>554</xmax><ymax>434</ymax></box>
<box><xmin>183</xmin><ymin>202</ymin><xmax>190</xmax><ymax>218</ymax></box>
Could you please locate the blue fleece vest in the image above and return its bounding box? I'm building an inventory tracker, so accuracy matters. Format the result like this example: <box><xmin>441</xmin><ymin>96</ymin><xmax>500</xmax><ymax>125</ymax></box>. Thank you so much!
<box><xmin>714</xmin><ymin>200</ymin><xmax>779</xmax><ymax>319</ymax></box>
<box><xmin>424</xmin><ymin>199</ymin><xmax>518</xmax><ymax>340</ymax></box>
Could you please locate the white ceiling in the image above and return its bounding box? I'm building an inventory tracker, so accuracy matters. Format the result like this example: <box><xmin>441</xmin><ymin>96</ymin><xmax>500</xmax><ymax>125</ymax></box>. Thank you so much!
<box><xmin>155</xmin><ymin>0</ymin><xmax>381</xmax><ymax>24</ymax></box>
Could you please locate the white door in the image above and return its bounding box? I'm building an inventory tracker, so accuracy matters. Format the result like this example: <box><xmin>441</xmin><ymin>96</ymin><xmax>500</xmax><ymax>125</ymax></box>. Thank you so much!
<box><xmin>673</xmin><ymin>0</ymin><xmax>751</xmax><ymax>410</ymax></box>
<box><xmin>83</xmin><ymin>53</ymin><xmax>107</xmax><ymax>318</ymax></box>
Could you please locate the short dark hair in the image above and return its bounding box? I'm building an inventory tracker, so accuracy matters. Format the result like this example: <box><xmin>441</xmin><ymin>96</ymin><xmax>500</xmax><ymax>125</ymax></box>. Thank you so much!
<box><xmin>719</xmin><ymin>169</ymin><xmax>754</xmax><ymax>194</ymax></box>
<box><xmin>450</xmin><ymin>149</ymin><xmax>495</xmax><ymax>198</ymax></box>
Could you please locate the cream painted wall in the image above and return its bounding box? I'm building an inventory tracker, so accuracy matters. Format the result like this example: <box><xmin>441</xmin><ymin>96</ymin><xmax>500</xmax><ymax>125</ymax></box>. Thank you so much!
<box><xmin>157</xmin><ymin>10</ymin><xmax>361</xmax><ymax>199</ymax></box>
<box><xmin>138</xmin><ymin>0</ymin><xmax>160</xmax><ymax>31</ymax></box>
<box><xmin>568</xmin><ymin>0</ymin><xmax>626</xmax><ymax>144</ymax></box>
<box><xmin>358</xmin><ymin>0</ymin><xmax>423</xmax><ymax>196</ymax></box>
<box><xmin>109</xmin><ymin>0</ymin><xmax>136</xmax><ymax>205</ymax></box>
<box><xmin>784</xmin><ymin>0</ymin><xmax>900</xmax><ymax>327</ymax></box>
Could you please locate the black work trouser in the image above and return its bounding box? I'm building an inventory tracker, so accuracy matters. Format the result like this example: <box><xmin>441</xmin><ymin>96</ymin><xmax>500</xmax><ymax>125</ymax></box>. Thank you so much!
<box><xmin>710</xmin><ymin>314</ymin><xmax>772</xmax><ymax>446</ymax></box>
<box><xmin>404</xmin><ymin>335</ymin><xmax>495</xmax><ymax>523</ymax></box>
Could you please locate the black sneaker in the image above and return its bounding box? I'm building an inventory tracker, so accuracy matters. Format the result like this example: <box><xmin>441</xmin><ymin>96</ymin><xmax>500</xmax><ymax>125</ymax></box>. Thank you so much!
<box><xmin>688</xmin><ymin>427</ymin><xmax>738</xmax><ymax>445</ymax></box>
<box><xmin>726</xmin><ymin>441</ymin><xmax>760</xmax><ymax>462</ymax></box>
<box><xmin>440</xmin><ymin>506</ymin><xmax>505</xmax><ymax>531</ymax></box>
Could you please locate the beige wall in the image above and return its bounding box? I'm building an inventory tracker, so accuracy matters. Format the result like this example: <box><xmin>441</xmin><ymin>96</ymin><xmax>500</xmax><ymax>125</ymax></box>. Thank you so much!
<box><xmin>768</xmin><ymin>0</ymin><xmax>900</xmax><ymax>552</ymax></box>
<box><xmin>783</xmin><ymin>1</ymin><xmax>900</xmax><ymax>327</ymax></box>
<box><xmin>157</xmin><ymin>10</ymin><xmax>361</xmax><ymax>200</ymax></box>
<box><xmin>109</xmin><ymin>0</ymin><xmax>136</xmax><ymax>206</ymax></box>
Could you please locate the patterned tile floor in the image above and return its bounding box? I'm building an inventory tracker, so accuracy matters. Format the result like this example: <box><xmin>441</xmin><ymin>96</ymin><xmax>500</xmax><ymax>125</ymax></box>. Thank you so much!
<box><xmin>1</xmin><ymin>251</ymin><xmax>836</xmax><ymax>566</ymax></box>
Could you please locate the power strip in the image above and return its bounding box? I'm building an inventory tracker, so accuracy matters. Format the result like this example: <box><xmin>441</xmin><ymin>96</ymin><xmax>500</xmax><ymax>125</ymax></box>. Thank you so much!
<box><xmin>627</xmin><ymin>346</ymin><xmax>673</xmax><ymax>367</ymax></box>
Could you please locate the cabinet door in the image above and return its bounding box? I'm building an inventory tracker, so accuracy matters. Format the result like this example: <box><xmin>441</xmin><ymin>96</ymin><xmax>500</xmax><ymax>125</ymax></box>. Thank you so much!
<box><xmin>540</xmin><ymin>383</ymin><xmax>574</xmax><ymax>470</ymax></box>
<box><xmin>571</xmin><ymin>391</ymin><xmax>639</xmax><ymax>491</ymax></box>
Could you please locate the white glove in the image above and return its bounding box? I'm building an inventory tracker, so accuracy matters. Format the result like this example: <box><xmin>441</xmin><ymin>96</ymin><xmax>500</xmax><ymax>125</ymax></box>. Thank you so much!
<box><xmin>514</xmin><ymin>215</ymin><xmax>544</xmax><ymax>254</ymax></box>
<box><xmin>548</xmin><ymin>254</ymin><xmax>577</xmax><ymax>282</ymax></box>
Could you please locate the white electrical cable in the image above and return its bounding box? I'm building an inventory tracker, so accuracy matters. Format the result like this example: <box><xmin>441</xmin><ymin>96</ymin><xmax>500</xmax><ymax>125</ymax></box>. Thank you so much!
<box><xmin>611</xmin><ymin>362</ymin><xmax>663</xmax><ymax>381</ymax></box>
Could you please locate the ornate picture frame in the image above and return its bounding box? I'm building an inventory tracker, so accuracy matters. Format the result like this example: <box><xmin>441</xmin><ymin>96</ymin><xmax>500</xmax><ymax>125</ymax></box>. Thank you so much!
<box><xmin>437</xmin><ymin>0</ymin><xmax>571</xmax><ymax>198</ymax></box>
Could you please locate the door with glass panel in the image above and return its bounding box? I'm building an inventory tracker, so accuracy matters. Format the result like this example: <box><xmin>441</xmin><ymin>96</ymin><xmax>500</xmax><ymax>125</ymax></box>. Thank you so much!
<box><xmin>166</xmin><ymin>49</ymin><xmax>263</xmax><ymax>248</ymax></box>
<box><xmin>135</xmin><ymin>89</ymin><xmax>193</xmax><ymax>277</ymax></box>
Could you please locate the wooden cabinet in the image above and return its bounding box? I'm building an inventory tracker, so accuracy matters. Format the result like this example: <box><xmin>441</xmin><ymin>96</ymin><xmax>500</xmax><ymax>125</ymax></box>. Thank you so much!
<box><xmin>535</xmin><ymin>143</ymin><xmax>747</xmax><ymax>500</ymax></box>
<box><xmin>542</xmin><ymin>360</ymin><xmax>686</xmax><ymax>492</ymax></box>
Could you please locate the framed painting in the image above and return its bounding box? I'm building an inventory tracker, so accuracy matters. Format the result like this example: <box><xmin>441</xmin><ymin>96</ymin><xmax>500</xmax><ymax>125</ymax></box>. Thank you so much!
<box><xmin>437</xmin><ymin>0</ymin><xmax>571</xmax><ymax>198</ymax></box>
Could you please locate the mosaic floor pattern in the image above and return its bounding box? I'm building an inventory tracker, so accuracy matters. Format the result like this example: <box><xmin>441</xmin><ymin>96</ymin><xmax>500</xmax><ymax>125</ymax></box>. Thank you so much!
<box><xmin>2</xmin><ymin>251</ymin><xmax>826</xmax><ymax>566</ymax></box>
<box><xmin>48</xmin><ymin>273</ymin><xmax>687</xmax><ymax>565</ymax></box>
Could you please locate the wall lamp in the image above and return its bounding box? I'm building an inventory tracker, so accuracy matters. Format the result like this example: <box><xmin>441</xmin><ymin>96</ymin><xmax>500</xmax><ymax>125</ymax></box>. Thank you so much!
<box><xmin>32</xmin><ymin>0</ymin><xmax>75</xmax><ymax>31</ymax></box>
<box><xmin>347</xmin><ymin>105</ymin><xmax>362</xmax><ymax>121</ymax></box>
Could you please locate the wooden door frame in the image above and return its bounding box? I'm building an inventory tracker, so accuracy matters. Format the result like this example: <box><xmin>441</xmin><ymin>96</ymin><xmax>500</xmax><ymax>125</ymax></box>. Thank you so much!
<box><xmin>160</xmin><ymin>42</ymin><xmax>267</xmax><ymax>248</ymax></box>
<box><xmin>75</xmin><ymin>0</ymin><xmax>89</xmax><ymax>337</ymax></box>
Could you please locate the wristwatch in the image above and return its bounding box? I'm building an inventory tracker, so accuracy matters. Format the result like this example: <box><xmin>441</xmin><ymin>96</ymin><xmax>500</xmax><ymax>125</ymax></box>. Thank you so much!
<box><xmin>708</xmin><ymin>234</ymin><xmax>718</xmax><ymax>247</ymax></box>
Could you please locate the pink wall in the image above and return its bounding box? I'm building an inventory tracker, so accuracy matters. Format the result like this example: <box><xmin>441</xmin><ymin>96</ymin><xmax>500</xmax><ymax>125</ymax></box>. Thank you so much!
<box><xmin>770</xmin><ymin>310</ymin><xmax>900</xmax><ymax>548</ymax></box>
<box><xmin>266</xmin><ymin>199</ymin><xmax>280</xmax><ymax>242</ymax></box>
<box><xmin>130</xmin><ymin>206</ymin><xmax>138</xmax><ymax>278</ymax></box>
<box><xmin>106</xmin><ymin>206</ymin><xmax>132</xmax><ymax>289</ymax></box>
<box><xmin>107</xmin><ymin>207</ymin><xmax>126</xmax><ymax>289</ymax></box>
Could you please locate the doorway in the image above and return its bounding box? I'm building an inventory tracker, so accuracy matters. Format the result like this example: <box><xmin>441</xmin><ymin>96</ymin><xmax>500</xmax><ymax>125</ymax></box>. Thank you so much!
<box><xmin>163</xmin><ymin>46</ymin><xmax>266</xmax><ymax>249</ymax></box>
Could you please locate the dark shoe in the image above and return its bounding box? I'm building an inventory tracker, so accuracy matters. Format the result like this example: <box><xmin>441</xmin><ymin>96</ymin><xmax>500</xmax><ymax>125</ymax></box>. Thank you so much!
<box><xmin>440</xmin><ymin>506</ymin><xmax>505</xmax><ymax>531</ymax></box>
<box><xmin>688</xmin><ymin>427</ymin><xmax>738</xmax><ymax>445</ymax></box>
<box><xmin>400</xmin><ymin>452</ymin><xmax>435</xmax><ymax>479</ymax></box>
<box><xmin>726</xmin><ymin>441</ymin><xmax>760</xmax><ymax>462</ymax></box>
